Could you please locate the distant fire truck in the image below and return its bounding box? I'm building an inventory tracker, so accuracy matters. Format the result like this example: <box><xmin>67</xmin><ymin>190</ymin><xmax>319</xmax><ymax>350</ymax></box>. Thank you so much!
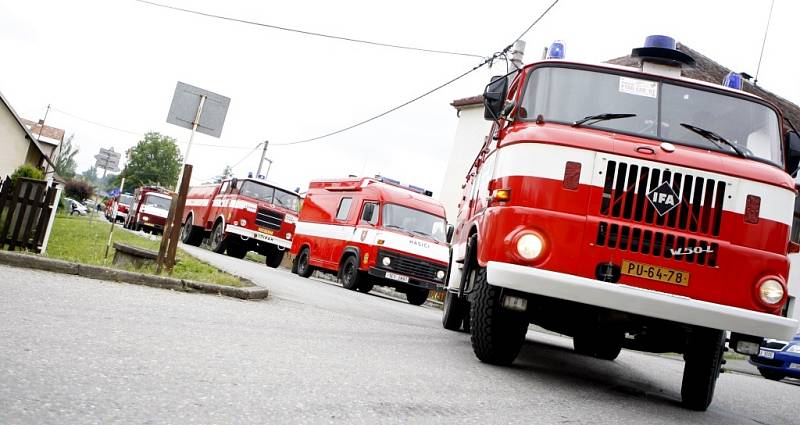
<box><xmin>443</xmin><ymin>36</ymin><xmax>800</xmax><ymax>411</ymax></box>
<box><xmin>290</xmin><ymin>177</ymin><xmax>449</xmax><ymax>305</ymax></box>
<box><xmin>106</xmin><ymin>193</ymin><xmax>132</xmax><ymax>223</ymax></box>
<box><xmin>123</xmin><ymin>186</ymin><xmax>173</xmax><ymax>234</ymax></box>
<box><xmin>182</xmin><ymin>177</ymin><xmax>301</xmax><ymax>268</ymax></box>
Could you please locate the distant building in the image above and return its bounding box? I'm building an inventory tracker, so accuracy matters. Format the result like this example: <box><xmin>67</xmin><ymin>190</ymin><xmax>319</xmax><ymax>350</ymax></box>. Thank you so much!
<box><xmin>0</xmin><ymin>89</ymin><xmax>55</xmax><ymax>179</ymax></box>
<box><xmin>439</xmin><ymin>43</ymin><xmax>800</xmax><ymax>223</ymax></box>
<box><xmin>21</xmin><ymin>118</ymin><xmax>65</xmax><ymax>171</ymax></box>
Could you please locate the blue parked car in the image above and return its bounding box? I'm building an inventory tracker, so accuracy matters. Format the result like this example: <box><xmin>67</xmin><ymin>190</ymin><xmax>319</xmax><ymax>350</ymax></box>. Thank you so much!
<box><xmin>749</xmin><ymin>333</ymin><xmax>800</xmax><ymax>381</ymax></box>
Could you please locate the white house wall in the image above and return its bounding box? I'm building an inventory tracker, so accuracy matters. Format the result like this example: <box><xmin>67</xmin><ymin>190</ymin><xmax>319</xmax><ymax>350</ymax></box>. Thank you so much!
<box><xmin>0</xmin><ymin>100</ymin><xmax>35</xmax><ymax>179</ymax></box>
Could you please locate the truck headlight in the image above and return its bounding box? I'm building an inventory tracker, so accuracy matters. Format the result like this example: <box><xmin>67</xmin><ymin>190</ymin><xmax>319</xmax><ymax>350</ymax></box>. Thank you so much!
<box><xmin>142</xmin><ymin>216</ymin><xmax>149</xmax><ymax>221</ymax></box>
<box><xmin>436</xmin><ymin>270</ymin><xmax>445</xmax><ymax>280</ymax></box>
<box><xmin>286</xmin><ymin>232</ymin><xmax>292</xmax><ymax>240</ymax></box>
<box><xmin>787</xmin><ymin>345</ymin><xmax>800</xmax><ymax>354</ymax></box>
<box><xmin>239</xmin><ymin>219</ymin><xmax>247</xmax><ymax>226</ymax></box>
<box><xmin>382</xmin><ymin>257</ymin><xmax>391</xmax><ymax>266</ymax></box>
<box><xmin>758</xmin><ymin>279</ymin><xmax>784</xmax><ymax>305</ymax></box>
<box><xmin>516</xmin><ymin>233</ymin><xmax>544</xmax><ymax>260</ymax></box>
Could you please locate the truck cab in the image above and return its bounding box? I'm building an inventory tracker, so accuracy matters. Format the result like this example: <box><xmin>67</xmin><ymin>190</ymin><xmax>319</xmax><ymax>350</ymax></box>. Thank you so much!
<box><xmin>124</xmin><ymin>186</ymin><xmax>173</xmax><ymax>234</ymax></box>
<box><xmin>443</xmin><ymin>36</ymin><xmax>800</xmax><ymax>411</ymax></box>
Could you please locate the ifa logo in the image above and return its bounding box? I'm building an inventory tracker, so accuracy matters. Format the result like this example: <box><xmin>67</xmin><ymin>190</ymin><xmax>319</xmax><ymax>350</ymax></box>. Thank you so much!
<box><xmin>647</xmin><ymin>182</ymin><xmax>680</xmax><ymax>216</ymax></box>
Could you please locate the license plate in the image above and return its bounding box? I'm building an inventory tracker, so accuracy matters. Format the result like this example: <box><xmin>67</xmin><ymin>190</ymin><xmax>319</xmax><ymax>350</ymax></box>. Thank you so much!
<box><xmin>258</xmin><ymin>227</ymin><xmax>274</xmax><ymax>235</ymax></box>
<box><xmin>385</xmin><ymin>272</ymin><xmax>409</xmax><ymax>283</ymax></box>
<box><xmin>621</xmin><ymin>260</ymin><xmax>689</xmax><ymax>286</ymax></box>
<box><xmin>759</xmin><ymin>349</ymin><xmax>775</xmax><ymax>359</ymax></box>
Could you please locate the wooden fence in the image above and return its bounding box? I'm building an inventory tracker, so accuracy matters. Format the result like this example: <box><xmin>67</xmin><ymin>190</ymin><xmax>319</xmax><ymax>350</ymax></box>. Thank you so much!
<box><xmin>0</xmin><ymin>176</ymin><xmax>60</xmax><ymax>253</ymax></box>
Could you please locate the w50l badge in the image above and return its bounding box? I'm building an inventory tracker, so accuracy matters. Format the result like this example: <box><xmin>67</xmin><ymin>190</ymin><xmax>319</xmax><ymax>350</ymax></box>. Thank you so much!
<box><xmin>647</xmin><ymin>182</ymin><xmax>680</xmax><ymax>216</ymax></box>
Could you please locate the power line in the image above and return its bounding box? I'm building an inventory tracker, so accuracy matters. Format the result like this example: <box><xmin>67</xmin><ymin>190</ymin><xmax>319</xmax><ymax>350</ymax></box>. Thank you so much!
<box><xmin>133</xmin><ymin>0</ymin><xmax>484</xmax><ymax>59</ymax></box>
<box><xmin>272</xmin><ymin>0</ymin><xmax>560</xmax><ymax>147</ymax></box>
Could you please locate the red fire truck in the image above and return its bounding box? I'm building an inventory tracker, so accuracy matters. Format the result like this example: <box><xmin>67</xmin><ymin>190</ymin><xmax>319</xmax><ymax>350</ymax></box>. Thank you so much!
<box><xmin>123</xmin><ymin>186</ymin><xmax>173</xmax><ymax>234</ymax></box>
<box><xmin>181</xmin><ymin>177</ymin><xmax>301</xmax><ymax>267</ymax></box>
<box><xmin>105</xmin><ymin>193</ymin><xmax>132</xmax><ymax>223</ymax></box>
<box><xmin>290</xmin><ymin>177</ymin><xmax>449</xmax><ymax>305</ymax></box>
<box><xmin>443</xmin><ymin>36</ymin><xmax>800</xmax><ymax>410</ymax></box>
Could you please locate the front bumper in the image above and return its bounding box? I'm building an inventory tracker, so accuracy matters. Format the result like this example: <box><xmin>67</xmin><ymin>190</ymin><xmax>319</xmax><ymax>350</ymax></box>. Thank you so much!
<box><xmin>487</xmin><ymin>261</ymin><xmax>799</xmax><ymax>340</ymax></box>
<box><xmin>226</xmin><ymin>224</ymin><xmax>291</xmax><ymax>249</ymax></box>
<box><xmin>749</xmin><ymin>350</ymin><xmax>800</xmax><ymax>376</ymax></box>
<box><xmin>368</xmin><ymin>267</ymin><xmax>444</xmax><ymax>290</ymax></box>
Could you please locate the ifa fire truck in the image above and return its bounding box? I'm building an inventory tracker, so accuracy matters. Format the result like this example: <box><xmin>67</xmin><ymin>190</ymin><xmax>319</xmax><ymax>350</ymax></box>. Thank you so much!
<box><xmin>443</xmin><ymin>35</ymin><xmax>800</xmax><ymax>410</ymax></box>
<box><xmin>106</xmin><ymin>193</ymin><xmax>132</xmax><ymax>223</ymax></box>
<box><xmin>123</xmin><ymin>186</ymin><xmax>173</xmax><ymax>234</ymax></box>
<box><xmin>181</xmin><ymin>177</ymin><xmax>301</xmax><ymax>268</ymax></box>
<box><xmin>290</xmin><ymin>177</ymin><xmax>449</xmax><ymax>305</ymax></box>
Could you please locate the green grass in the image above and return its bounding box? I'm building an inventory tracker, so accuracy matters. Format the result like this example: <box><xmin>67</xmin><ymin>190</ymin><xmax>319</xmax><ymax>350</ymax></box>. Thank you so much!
<box><xmin>45</xmin><ymin>214</ymin><xmax>243</xmax><ymax>286</ymax></box>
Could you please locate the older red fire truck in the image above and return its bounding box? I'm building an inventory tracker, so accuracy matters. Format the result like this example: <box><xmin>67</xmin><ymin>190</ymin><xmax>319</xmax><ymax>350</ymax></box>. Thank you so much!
<box><xmin>290</xmin><ymin>177</ymin><xmax>449</xmax><ymax>305</ymax></box>
<box><xmin>443</xmin><ymin>36</ymin><xmax>800</xmax><ymax>410</ymax></box>
<box><xmin>181</xmin><ymin>177</ymin><xmax>301</xmax><ymax>267</ymax></box>
<box><xmin>123</xmin><ymin>186</ymin><xmax>173</xmax><ymax>234</ymax></box>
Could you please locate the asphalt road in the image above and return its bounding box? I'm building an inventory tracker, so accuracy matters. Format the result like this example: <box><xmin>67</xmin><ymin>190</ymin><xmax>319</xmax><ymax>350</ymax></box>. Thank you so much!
<box><xmin>1</xmin><ymin>247</ymin><xmax>799</xmax><ymax>424</ymax></box>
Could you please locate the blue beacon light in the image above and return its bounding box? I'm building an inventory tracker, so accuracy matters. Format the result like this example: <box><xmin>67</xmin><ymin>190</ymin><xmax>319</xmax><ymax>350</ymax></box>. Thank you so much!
<box><xmin>546</xmin><ymin>40</ymin><xmax>565</xmax><ymax>59</ymax></box>
<box><xmin>723</xmin><ymin>72</ymin><xmax>743</xmax><ymax>90</ymax></box>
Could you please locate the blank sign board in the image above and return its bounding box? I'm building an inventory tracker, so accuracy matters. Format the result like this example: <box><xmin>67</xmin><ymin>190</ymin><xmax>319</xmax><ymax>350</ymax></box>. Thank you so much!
<box><xmin>166</xmin><ymin>82</ymin><xmax>230</xmax><ymax>138</ymax></box>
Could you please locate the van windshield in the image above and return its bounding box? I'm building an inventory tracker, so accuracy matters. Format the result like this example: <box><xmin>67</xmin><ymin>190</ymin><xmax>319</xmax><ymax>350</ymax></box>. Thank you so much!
<box><xmin>382</xmin><ymin>204</ymin><xmax>446</xmax><ymax>243</ymax></box>
<box><xmin>239</xmin><ymin>181</ymin><xmax>300</xmax><ymax>212</ymax></box>
<box><xmin>521</xmin><ymin>66</ymin><xmax>783</xmax><ymax>166</ymax></box>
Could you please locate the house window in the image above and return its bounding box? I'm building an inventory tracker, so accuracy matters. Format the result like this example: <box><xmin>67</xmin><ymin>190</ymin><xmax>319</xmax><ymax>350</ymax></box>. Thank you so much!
<box><xmin>336</xmin><ymin>197</ymin><xmax>353</xmax><ymax>221</ymax></box>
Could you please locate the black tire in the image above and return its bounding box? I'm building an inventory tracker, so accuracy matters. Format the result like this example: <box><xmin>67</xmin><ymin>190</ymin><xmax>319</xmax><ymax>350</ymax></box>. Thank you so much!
<box><xmin>573</xmin><ymin>328</ymin><xmax>623</xmax><ymax>361</ymax></box>
<box><xmin>226</xmin><ymin>241</ymin><xmax>248</xmax><ymax>259</ymax></box>
<box><xmin>757</xmin><ymin>368</ymin><xmax>786</xmax><ymax>381</ymax></box>
<box><xmin>442</xmin><ymin>290</ymin><xmax>468</xmax><ymax>331</ymax></box>
<box><xmin>356</xmin><ymin>280</ymin><xmax>374</xmax><ymax>293</ymax></box>
<box><xmin>265</xmin><ymin>248</ymin><xmax>285</xmax><ymax>268</ymax></box>
<box><xmin>135</xmin><ymin>222</ymin><xmax>142</xmax><ymax>232</ymax></box>
<box><xmin>339</xmin><ymin>255</ymin><xmax>362</xmax><ymax>290</ymax></box>
<box><xmin>469</xmin><ymin>266</ymin><xmax>528</xmax><ymax>365</ymax></box>
<box><xmin>181</xmin><ymin>214</ymin><xmax>204</xmax><ymax>246</ymax></box>
<box><xmin>295</xmin><ymin>247</ymin><xmax>313</xmax><ymax>278</ymax></box>
<box><xmin>406</xmin><ymin>287</ymin><xmax>429</xmax><ymax>306</ymax></box>
<box><xmin>209</xmin><ymin>220</ymin><xmax>227</xmax><ymax>253</ymax></box>
<box><xmin>681</xmin><ymin>327</ymin><xmax>725</xmax><ymax>411</ymax></box>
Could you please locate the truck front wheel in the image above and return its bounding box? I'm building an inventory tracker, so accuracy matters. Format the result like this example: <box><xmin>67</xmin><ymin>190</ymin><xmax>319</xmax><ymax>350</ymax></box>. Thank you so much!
<box><xmin>470</xmin><ymin>266</ymin><xmax>528</xmax><ymax>365</ymax></box>
<box><xmin>339</xmin><ymin>256</ymin><xmax>362</xmax><ymax>290</ymax></box>
<box><xmin>226</xmin><ymin>241</ymin><xmax>248</xmax><ymax>259</ymax></box>
<box><xmin>680</xmin><ymin>327</ymin><xmax>725</xmax><ymax>411</ymax></box>
<box><xmin>265</xmin><ymin>247</ymin><xmax>284</xmax><ymax>268</ymax></box>
<box><xmin>181</xmin><ymin>215</ymin><xmax>204</xmax><ymax>246</ymax></box>
<box><xmin>406</xmin><ymin>288</ymin><xmax>429</xmax><ymax>306</ymax></box>
<box><xmin>442</xmin><ymin>291</ymin><xmax>468</xmax><ymax>331</ymax></box>
<box><xmin>210</xmin><ymin>221</ymin><xmax>227</xmax><ymax>253</ymax></box>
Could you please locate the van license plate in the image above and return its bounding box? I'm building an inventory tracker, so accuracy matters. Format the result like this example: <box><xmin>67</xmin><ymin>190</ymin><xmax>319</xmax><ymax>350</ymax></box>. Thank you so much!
<box><xmin>385</xmin><ymin>272</ymin><xmax>409</xmax><ymax>283</ymax></box>
<box><xmin>621</xmin><ymin>260</ymin><xmax>689</xmax><ymax>286</ymax></box>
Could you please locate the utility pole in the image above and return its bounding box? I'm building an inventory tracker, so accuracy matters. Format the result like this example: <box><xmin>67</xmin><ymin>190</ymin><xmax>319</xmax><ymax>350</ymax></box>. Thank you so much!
<box><xmin>256</xmin><ymin>140</ymin><xmax>269</xmax><ymax>178</ymax></box>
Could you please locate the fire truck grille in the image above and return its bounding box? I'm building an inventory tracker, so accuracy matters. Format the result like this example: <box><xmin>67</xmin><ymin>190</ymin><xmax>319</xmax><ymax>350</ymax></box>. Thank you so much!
<box><xmin>378</xmin><ymin>250</ymin><xmax>444</xmax><ymax>282</ymax></box>
<box><xmin>600</xmin><ymin>161</ymin><xmax>726</xmax><ymax>237</ymax></box>
<box><xmin>596</xmin><ymin>221</ymin><xmax>719</xmax><ymax>267</ymax></box>
<box><xmin>255</xmin><ymin>208</ymin><xmax>283</xmax><ymax>230</ymax></box>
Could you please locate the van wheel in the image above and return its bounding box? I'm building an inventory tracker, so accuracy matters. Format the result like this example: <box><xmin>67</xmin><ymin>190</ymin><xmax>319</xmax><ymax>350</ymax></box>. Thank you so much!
<box><xmin>442</xmin><ymin>291</ymin><xmax>468</xmax><ymax>331</ymax></box>
<box><xmin>265</xmin><ymin>247</ymin><xmax>284</xmax><ymax>268</ymax></box>
<box><xmin>757</xmin><ymin>368</ymin><xmax>785</xmax><ymax>381</ymax></box>
<box><xmin>226</xmin><ymin>241</ymin><xmax>248</xmax><ymax>259</ymax></box>
<box><xmin>295</xmin><ymin>247</ymin><xmax>313</xmax><ymax>278</ymax></box>
<box><xmin>339</xmin><ymin>256</ymin><xmax>362</xmax><ymax>290</ymax></box>
<box><xmin>680</xmin><ymin>327</ymin><xmax>725</xmax><ymax>411</ymax></box>
<box><xmin>210</xmin><ymin>221</ymin><xmax>227</xmax><ymax>253</ymax></box>
<box><xmin>573</xmin><ymin>328</ymin><xmax>623</xmax><ymax>361</ymax></box>
<box><xmin>181</xmin><ymin>215</ymin><xmax>204</xmax><ymax>246</ymax></box>
<box><xmin>406</xmin><ymin>288</ymin><xmax>429</xmax><ymax>306</ymax></box>
<box><xmin>470</xmin><ymin>266</ymin><xmax>528</xmax><ymax>365</ymax></box>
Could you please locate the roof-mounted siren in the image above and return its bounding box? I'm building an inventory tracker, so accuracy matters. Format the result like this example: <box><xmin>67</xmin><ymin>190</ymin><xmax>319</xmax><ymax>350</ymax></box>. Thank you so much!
<box><xmin>546</xmin><ymin>40</ymin><xmax>565</xmax><ymax>59</ymax></box>
<box><xmin>723</xmin><ymin>71</ymin><xmax>743</xmax><ymax>90</ymax></box>
<box><xmin>631</xmin><ymin>35</ymin><xmax>694</xmax><ymax>78</ymax></box>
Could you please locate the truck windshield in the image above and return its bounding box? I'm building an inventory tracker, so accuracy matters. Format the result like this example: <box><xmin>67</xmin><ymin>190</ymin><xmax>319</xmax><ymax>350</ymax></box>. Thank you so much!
<box><xmin>382</xmin><ymin>204</ymin><xmax>446</xmax><ymax>243</ymax></box>
<box><xmin>145</xmin><ymin>194</ymin><xmax>171</xmax><ymax>210</ymax></box>
<box><xmin>119</xmin><ymin>194</ymin><xmax>133</xmax><ymax>206</ymax></box>
<box><xmin>239</xmin><ymin>181</ymin><xmax>300</xmax><ymax>212</ymax></box>
<box><xmin>521</xmin><ymin>66</ymin><xmax>783</xmax><ymax>166</ymax></box>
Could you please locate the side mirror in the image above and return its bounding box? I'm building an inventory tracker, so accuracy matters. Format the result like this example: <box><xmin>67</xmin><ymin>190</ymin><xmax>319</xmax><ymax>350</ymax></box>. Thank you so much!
<box><xmin>787</xmin><ymin>131</ymin><xmax>800</xmax><ymax>176</ymax></box>
<box><xmin>446</xmin><ymin>224</ymin><xmax>455</xmax><ymax>244</ymax></box>
<box><xmin>362</xmin><ymin>203</ymin><xmax>374</xmax><ymax>222</ymax></box>
<box><xmin>483</xmin><ymin>75</ymin><xmax>508</xmax><ymax>121</ymax></box>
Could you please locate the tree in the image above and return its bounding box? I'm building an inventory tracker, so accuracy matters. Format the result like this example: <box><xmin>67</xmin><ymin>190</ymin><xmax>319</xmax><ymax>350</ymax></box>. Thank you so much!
<box><xmin>120</xmin><ymin>132</ymin><xmax>182</xmax><ymax>190</ymax></box>
<box><xmin>54</xmin><ymin>134</ymin><xmax>79</xmax><ymax>180</ymax></box>
<box><xmin>214</xmin><ymin>165</ymin><xmax>233</xmax><ymax>183</ymax></box>
<box><xmin>64</xmin><ymin>179</ymin><xmax>94</xmax><ymax>203</ymax></box>
<box><xmin>80</xmin><ymin>165</ymin><xmax>99</xmax><ymax>185</ymax></box>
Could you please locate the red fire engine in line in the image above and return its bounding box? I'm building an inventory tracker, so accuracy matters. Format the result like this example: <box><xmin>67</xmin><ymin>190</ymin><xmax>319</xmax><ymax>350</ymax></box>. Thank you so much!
<box><xmin>123</xmin><ymin>186</ymin><xmax>173</xmax><ymax>234</ymax></box>
<box><xmin>290</xmin><ymin>177</ymin><xmax>450</xmax><ymax>305</ymax></box>
<box><xmin>181</xmin><ymin>177</ymin><xmax>301</xmax><ymax>268</ymax></box>
<box><xmin>105</xmin><ymin>193</ymin><xmax>132</xmax><ymax>223</ymax></box>
<box><xmin>443</xmin><ymin>36</ymin><xmax>800</xmax><ymax>411</ymax></box>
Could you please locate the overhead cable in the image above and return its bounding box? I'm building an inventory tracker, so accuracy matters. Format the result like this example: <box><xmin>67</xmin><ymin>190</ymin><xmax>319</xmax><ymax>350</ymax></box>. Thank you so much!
<box><xmin>133</xmin><ymin>0</ymin><xmax>484</xmax><ymax>59</ymax></box>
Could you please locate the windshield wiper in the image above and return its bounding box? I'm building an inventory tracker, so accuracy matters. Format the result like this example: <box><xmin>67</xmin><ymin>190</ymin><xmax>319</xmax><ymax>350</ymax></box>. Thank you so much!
<box><xmin>680</xmin><ymin>123</ymin><xmax>747</xmax><ymax>158</ymax></box>
<box><xmin>573</xmin><ymin>113</ymin><xmax>636</xmax><ymax>127</ymax></box>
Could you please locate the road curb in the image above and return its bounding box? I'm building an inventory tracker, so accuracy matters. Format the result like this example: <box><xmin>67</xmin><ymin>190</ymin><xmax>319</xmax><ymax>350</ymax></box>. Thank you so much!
<box><xmin>0</xmin><ymin>251</ymin><xmax>269</xmax><ymax>300</ymax></box>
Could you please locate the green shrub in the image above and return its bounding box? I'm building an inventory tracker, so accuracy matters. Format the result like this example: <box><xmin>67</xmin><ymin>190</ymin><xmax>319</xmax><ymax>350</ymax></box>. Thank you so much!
<box><xmin>10</xmin><ymin>164</ymin><xmax>45</xmax><ymax>184</ymax></box>
<box><xmin>64</xmin><ymin>179</ymin><xmax>94</xmax><ymax>203</ymax></box>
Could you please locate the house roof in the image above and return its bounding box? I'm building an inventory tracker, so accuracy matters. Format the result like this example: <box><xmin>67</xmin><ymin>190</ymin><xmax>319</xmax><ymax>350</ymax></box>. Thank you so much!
<box><xmin>21</xmin><ymin>118</ymin><xmax>65</xmax><ymax>146</ymax></box>
<box><xmin>0</xmin><ymin>89</ymin><xmax>57</xmax><ymax>171</ymax></box>
<box><xmin>607</xmin><ymin>43</ymin><xmax>800</xmax><ymax>130</ymax></box>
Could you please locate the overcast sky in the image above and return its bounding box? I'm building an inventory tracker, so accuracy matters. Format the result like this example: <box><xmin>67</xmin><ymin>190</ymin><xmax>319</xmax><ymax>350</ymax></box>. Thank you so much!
<box><xmin>1</xmin><ymin>0</ymin><xmax>798</xmax><ymax>194</ymax></box>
